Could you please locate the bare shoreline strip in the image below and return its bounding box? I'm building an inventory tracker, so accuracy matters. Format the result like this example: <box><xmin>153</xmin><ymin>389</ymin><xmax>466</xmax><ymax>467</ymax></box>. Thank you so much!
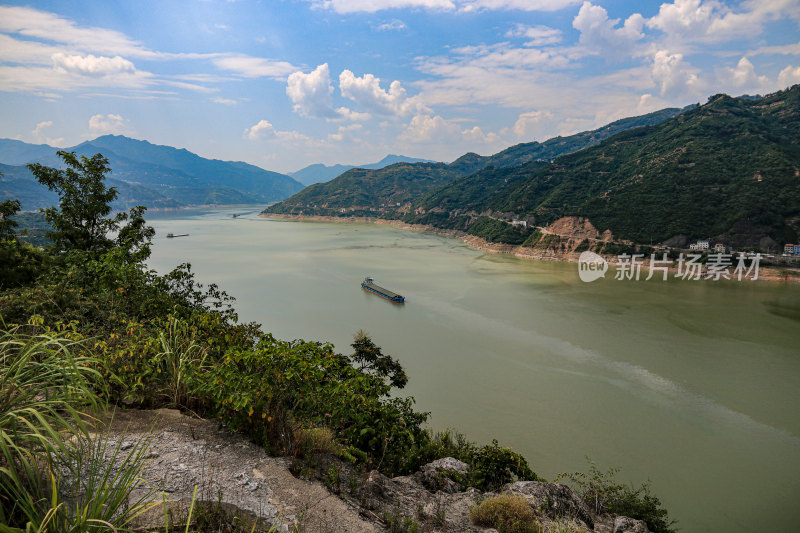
<box><xmin>259</xmin><ymin>213</ymin><xmax>800</xmax><ymax>283</ymax></box>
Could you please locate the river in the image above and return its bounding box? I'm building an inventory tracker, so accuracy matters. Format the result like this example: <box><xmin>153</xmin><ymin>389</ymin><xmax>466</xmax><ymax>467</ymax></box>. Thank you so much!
<box><xmin>146</xmin><ymin>207</ymin><xmax>800</xmax><ymax>532</ymax></box>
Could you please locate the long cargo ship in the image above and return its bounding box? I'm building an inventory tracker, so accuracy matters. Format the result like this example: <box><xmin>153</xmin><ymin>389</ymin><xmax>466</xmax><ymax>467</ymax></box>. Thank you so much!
<box><xmin>361</xmin><ymin>277</ymin><xmax>405</xmax><ymax>303</ymax></box>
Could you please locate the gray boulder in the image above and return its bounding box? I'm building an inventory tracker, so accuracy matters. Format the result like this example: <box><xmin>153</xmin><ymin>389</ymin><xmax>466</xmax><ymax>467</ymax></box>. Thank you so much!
<box><xmin>614</xmin><ymin>516</ymin><xmax>650</xmax><ymax>533</ymax></box>
<box><xmin>502</xmin><ymin>481</ymin><xmax>594</xmax><ymax>528</ymax></box>
<box><xmin>417</xmin><ymin>457</ymin><xmax>470</xmax><ymax>493</ymax></box>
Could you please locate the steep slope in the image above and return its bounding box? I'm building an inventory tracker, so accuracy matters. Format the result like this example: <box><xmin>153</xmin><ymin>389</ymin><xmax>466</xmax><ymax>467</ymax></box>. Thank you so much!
<box><xmin>449</xmin><ymin>107</ymin><xmax>690</xmax><ymax>175</ymax></box>
<box><xmin>409</xmin><ymin>87</ymin><xmax>800</xmax><ymax>248</ymax></box>
<box><xmin>264</xmin><ymin>107</ymin><xmax>686</xmax><ymax>217</ymax></box>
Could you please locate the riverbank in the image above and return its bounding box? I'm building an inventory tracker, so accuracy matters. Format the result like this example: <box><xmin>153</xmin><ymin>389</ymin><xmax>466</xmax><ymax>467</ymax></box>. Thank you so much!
<box><xmin>260</xmin><ymin>213</ymin><xmax>800</xmax><ymax>283</ymax></box>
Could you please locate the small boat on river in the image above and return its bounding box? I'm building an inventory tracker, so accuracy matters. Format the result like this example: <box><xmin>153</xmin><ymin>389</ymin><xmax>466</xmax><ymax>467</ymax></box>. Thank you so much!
<box><xmin>361</xmin><ymin>277</ymin><xmax>405</xmax><ymax>303</ymax></box>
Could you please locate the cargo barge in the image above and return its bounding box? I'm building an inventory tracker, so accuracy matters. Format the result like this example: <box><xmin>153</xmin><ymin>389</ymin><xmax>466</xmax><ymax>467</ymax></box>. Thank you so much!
<box><xmin>361</xmin><ymin>277</ymin><xmax>405</xmax><ymax>303</ymax></box>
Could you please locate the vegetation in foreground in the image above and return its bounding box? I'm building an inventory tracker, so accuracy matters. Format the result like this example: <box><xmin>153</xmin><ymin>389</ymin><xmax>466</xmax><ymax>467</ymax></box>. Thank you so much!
<box><xmin>0</xmin><ymin>152</ymin><xmax>674</xmax><ymax>532</ymax></box>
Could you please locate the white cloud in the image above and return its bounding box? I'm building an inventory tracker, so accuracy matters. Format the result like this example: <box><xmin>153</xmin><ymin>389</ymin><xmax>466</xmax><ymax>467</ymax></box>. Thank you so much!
<box><xmin>460</xmin><ymin>0</ymin><xmax>580</xmax><ymax>11</ymax></box>
<box><xmin>30</xmin><ymin>120</ymin><xmax>64</xmax><ymax>145</ymax></box>
<box><xmin>339</xmin><ymin>70</ymin><xmax>427</xmax><ymax>117</ymax></box>
<box><xmin>243</xmin><ymin>119</ymin><xmax>310</xmax><ymax>142</ymax></box>
<box><xmin>328</xmin><ymin>123</ymin><xmax>363</xmax><ymax>141</ymax></box>
<box><xmin>212</xmin><ymin>97</ymin><xmax>239</xmax><ymax>105</ymax></box>
<box><xmin>513</xmin><ymin>110</ymin><xmax>554</xmax><ymax>138</ymax></box>
<box><xmin>377</xmin><ymin>19</ymin><xmax>407</xmax><ymax>31</ymax></box>
<box><xmin>52</xmin><ymin>53</ymin><xmax>136</xmax><ymax>77</ymax></box>
<box><xmin>400</xmin><ymin>113</ymin><xmax>497</xmax><ymax>144</ymax></box>
<box><xmin>32</xmin><ymin>120</ymin><xmax>52</xmax><ymax>138</ymax></box>
<box><xmin>335</xmin><ymin>107</ymin><xmax>372</xmax><ymax>121</ymax></box>
<box><xmin>212</xmin><ymin>55</ymin><xmax>298</xmax><ymax>79</ymax></box>
<box><xmin>286</xmin><ymin>63</ymin><xmax>339</xmax><ymax>118</ymax></box>
<box><xmin>725</xmin><ymin>57</ymin><xmax>769</xmax><ymax>90</ymax></box>
<box><xmin>777</xmin><ymin>65</ymin><xmax>800</xmax><ymax>88</ymax></box>
<box><xmin>650</xmin><ymin>50</ymin><xmax>702</xmax><ymax>98</ymax></box>
<box><xmin>505</xmin><ymin>24</ymin><xmax>562</xmax><ymax>46</ymax></box>
<box><xmin>88</xmin><ymin>113</ymin><xmax>130</xmax><ymax>135</ymax></box>
<box><xmin>749</xmin><ymin>41</ymin><xmax>800</xmax><ymax>57</ymax></box>
<box><xmin>572</xmin><ymin>2</ymin><xmax>644</xmax><ymax>56</ymax></box>
<box><xmin>646</xmin><ymin>0</ymin><xmax>800</xmax><ymax>45</ymax></box>
<box><xmin>308</xmin><ymin>0</ymin><xmax>580</xmax><ymax>13</ymax></box>
<box><xmin>0</xmin><ymin>5</ymin><xmax>158</xmax><ymax>59</ymax></box>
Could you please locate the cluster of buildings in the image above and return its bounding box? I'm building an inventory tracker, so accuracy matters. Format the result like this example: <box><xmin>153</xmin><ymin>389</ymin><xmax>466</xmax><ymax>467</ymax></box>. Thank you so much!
<box><xmin>784</xmin><ymin>243</ymin><xmax>800</xmax><ymax>255</ymax></box>
<box><xmin>688</xmin><ymin>240</ymin><xmax>728</xmax><ymax>253</ymax></box>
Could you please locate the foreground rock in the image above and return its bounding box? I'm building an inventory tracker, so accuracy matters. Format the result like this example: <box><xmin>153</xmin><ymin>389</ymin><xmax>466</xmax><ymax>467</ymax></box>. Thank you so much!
<box><xmin>99</xmin><ymin>409</ymin><xmax>651</xmax><ymax>533</ymax></box>
<box><xmin>102</xmin><ymin>408</ymin><xmax>380</xmax><ymax>533</ymax></box>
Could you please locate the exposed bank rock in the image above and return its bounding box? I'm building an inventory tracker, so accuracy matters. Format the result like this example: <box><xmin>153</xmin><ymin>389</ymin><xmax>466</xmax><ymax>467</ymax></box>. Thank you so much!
<box><xmin>98</xmin><ymin>410</ymin><xmax>651</xmax><ymax>533</ymax></box>
<box><xmin>503</xmin><ymin>480</ymin><xmax>594</xmax><ymax>528</ymax></box>
<box><xmin>101</xmin><ymin>408</ymin><xmax>379</xmax><ymax>533</ymax></box>
<box><xmin>417</xmin><ymin>457</ymin><xmax>470</xmax><ymax>493</ymax></box>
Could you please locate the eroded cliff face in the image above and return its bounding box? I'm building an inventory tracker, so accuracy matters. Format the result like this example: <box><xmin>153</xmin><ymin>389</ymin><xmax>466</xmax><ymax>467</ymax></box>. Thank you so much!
<box><xmin>96</xmin><ymin>409</ymin><xmax>652</xmax><ymax>533</ymax></box>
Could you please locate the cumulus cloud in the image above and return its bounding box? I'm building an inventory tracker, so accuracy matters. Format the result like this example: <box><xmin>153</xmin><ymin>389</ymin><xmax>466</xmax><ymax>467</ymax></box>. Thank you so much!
<box><xmin>777</xmin><ymin>65</ymin><xmax>800</xmax><ymax>88</ymax></box>
<box><xmin>339</xmin><ymin>70</ymin><xmax>427</xmax><ymax>117</ymax></box>
<box><xmin>243</xmin><ymin>119</ymin><xmax>310</xmax><ymax>142</ymax></box>
<box><xmin>646</xmin><ymin>0</ymin><xmax>800</xmax><ymax>44</ymax></box>
<box><xmin>512</xmin><ymin>110</ymin><xmax>554</xmax><ymax>138</ymax></box>
<box><xmin>88</xmin><ymin>114</ymin><xmax>130</xmax><ymax>135</ymax></box>
<box><xmin>650</xmin><ymin>50</ymin><xmax>702</xmax><ymax>98</ymax></box>
<box><xmin>505</xmin><ymin>24</ymin><xmax>562</xmax><ymax>46</ymax></box>
<box><xmin>52</xmin><ymin>53</ymin><xmax>136</xmax><ymax>77</ymax></box>
<box><xmin>286</xmin><ymin>63</ymin><xmax>339</xmax><ymax>118</ymax></box>
<box><xmin>725</xmin><ymin>57</ymin><xmax>768</xmax><ymax>90</ymax></box>
<box><xmin>572</xmin><ymin>1</ymin><xmax>644</xmax><ymax>56</ymax></box>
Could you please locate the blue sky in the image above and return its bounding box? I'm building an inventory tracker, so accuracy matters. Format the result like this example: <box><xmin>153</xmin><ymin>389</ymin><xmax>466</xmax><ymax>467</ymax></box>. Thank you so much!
<box><xmin>1</xmin><ymin>0</ymin><xmax>799</xmax><ymax>173</ymax></box>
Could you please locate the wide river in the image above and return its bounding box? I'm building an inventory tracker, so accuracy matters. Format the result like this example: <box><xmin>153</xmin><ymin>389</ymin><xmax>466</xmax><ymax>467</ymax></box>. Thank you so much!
<box><xmin>147</xmin><ymin>207</ymin><xmax>800</xmax><ymax>532</ymax></box>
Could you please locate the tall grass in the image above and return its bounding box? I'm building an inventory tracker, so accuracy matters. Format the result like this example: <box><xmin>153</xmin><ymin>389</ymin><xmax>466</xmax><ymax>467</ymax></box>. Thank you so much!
<box><xmin>155</xmin><ymin>317</ymin><xmax>207</xmax><ymax>408</ymax></box>
<box><xmin>0</xmin><ymin>326</ymin><xmax>157</xmax><ymax>532</ymax></box>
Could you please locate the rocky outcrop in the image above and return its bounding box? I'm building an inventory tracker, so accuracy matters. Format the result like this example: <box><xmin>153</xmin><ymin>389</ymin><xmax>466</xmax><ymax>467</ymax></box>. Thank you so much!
<box><xmin>417</xmin><ymin>457</ymin><xmax>469</xmax><ymax>493</ymax></box>
<box><xmin>100</xmin><ymin>409</ymin><xmax>380</xmax><ymax>533</ymax></box>
<box><xmin>503</xmin><ymin>480</ymin><xmax>594</xmax><ymax>528</ymax></box>
<box><xmin>545</xmin><ymin>216</ymin><xmax>600</xmax><ymax>241</ymax></box>
<box><xmin>96</xmin><ymin>411</ymin><xmax>655</xmax><ymax>533</ymax></box>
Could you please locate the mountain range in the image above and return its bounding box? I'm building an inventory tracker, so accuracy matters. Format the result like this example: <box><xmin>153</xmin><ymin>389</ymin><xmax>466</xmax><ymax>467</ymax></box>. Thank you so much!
<box><xmin>265</xmin><ymin>106</ymin><xmax>688</xmax><ymax>217</ymax></box>
<box><xmin>266</xmin><ymin>86</ymin><xmax>800</xmax><ymax>250</ymax></box>
<box><xmin>0</xmin><ymin>135</ymin><xmax>304</xmax><ymax>210</ymax></box>
<box><xmin>289</xmin><ymin>155</ymin><xmax>435</xmax><ymax>186</ymax></box>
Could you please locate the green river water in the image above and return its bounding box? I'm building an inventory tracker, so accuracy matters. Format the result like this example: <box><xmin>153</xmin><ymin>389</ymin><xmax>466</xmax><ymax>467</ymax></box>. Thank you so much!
<box><xmin>146</xmin><ymin>207</ymin><xmax>800</xmax><ymax>532</ymax></box>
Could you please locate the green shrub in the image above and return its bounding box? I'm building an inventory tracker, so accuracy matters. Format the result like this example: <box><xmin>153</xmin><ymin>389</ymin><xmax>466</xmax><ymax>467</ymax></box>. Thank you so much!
<box><xmin>556</xmin><ymin>459</ymin><xmax>676</xmax><ymax>533</ymax></box>
<box><xmin>470</xmin><ymin>494</ymin><xmax>540</xmax><ymax>533</ymax></box>
<box><xmin>471</xmin><ymin>440</ymin><xmax>539</xmax><ymax>491</ymax></box>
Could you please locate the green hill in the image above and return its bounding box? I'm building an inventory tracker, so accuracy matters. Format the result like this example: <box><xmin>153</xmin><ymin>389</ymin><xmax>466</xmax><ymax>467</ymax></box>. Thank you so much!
<box><xmin>267</xmin><ymin>162</ymin><xmax>461</xmax><ymax>216</ymax></box>
<box><xmin>264</xmin><ymin>107</ymin><xmax>686</xmax><ymax>217</ymax></box>
<box><xmin>0</xmin><ymin>136</ymin><xmax>303</xmax><ymax>210</ymax></box>
<box><xmin>407</xmin><ymin>87</ymin><xmax>800</xmax><ymax>249</ymax></box>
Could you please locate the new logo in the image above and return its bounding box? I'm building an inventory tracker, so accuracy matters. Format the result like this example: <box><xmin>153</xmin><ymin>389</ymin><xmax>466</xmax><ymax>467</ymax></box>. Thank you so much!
<box><xmin>578</xmin><ymin>251</ymin><xmax>608</xmax><ymax>282</ymax></box>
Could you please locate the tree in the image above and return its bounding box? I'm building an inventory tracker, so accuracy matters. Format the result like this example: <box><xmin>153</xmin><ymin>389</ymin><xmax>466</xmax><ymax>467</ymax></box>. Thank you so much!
<box><xmin>350</xmin><ymin>330</ymin><xmax>408</xmax><ymax>389</ymax></box>
<box><xmin>0</xmin><ymin>197</ymin><xmax>20</xmax><ymax>240</ymax></box>
<box><xmin>28</xmin><ymin>151</ymin><xmax>120</xmax><ymax>253</ymax></box>
<box><xmin>27</xmin><ymin>151</ymin><xmax>153</xmax><ymax>260</ymax></box>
